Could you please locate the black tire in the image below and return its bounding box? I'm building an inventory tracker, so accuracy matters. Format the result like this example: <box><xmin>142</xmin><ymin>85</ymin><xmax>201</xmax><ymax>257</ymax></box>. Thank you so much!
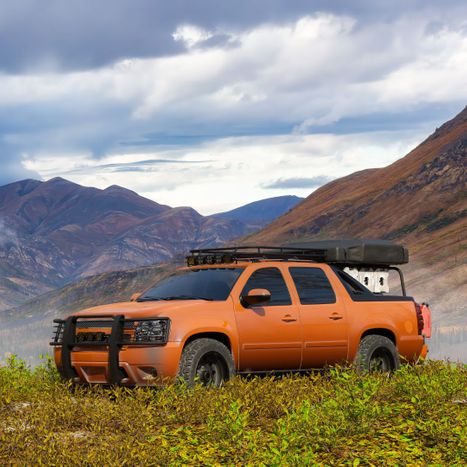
<box><xmin>355</xmin><ymin>335</ymin><xmax>400</xmax><ymax>373</ymax></box>
<box><xmin>178</xmin><ymin>338</ymin><xmax>235</xmax><ymax>387</ymax></box>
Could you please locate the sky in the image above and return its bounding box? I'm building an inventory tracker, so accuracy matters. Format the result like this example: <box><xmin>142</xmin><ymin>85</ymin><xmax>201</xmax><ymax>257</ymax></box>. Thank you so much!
<box><xmin>0</xmin><ymin>0</ymin><xmax>466</xmax><ymax>214</ymax></box>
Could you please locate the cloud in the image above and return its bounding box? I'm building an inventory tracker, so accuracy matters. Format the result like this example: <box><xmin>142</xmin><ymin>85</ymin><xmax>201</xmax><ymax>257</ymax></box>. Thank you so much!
<box><xmin>0</xmin><ymin>0</ymin><xmax>364</xmax><ymax>73</ymax></box>
<box><xmin>22</xmin><ymin>130</ymin><xmax>424</xmax><ymax>214</ymax></box>
<box><xmin>70</xmin><ymin>158</ymin><xmax>212</xmax><ymax>174</ymax></box>
<box><xmin>2</xmin><ymin>1</ymin><xmax>467</xmax><ymax>73</ymax></box>
<box><xmin>0</xmin><ymin>2</ymin><xmax>466</xmax><ymax>206</ymax></box>
<box><xmin>0</xmin><ymin>150</ymin><xmax>41</xmax><ymax>186</ymax></box>
<box><xmin>1</xmin><ymin>11</ymin><xmax>465</xmax><ymax>154</ymax></box>
<box><xmin>264</xmin><ymin>176</ymin><xmax>334</xmax><ymax>189</ymax></box>
<box><xmin>172</xmin><ymin>25</ymin><xmax>215</xmax><ymax>49</ymax></box>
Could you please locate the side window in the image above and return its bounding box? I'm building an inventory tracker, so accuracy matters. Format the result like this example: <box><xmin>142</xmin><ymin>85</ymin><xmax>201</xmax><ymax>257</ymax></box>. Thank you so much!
<box><xmin>289</xmin><ymin>267</ymin><xmax>336</xmax><ymax>305</ymax></box>
<box><xmin>241</xmin><ymin>267</ymin><xmax>291</xmax><ymax>306</ymax></box>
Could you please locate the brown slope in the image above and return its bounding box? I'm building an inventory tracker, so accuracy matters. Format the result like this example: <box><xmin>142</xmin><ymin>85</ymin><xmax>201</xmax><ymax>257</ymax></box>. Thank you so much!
<box><xmin>247</xmin><ymin>107</ymin><xmax>467</xmax><ymax>325</ymax></box>
<box><xmin>248</xmin><ymin>107</ymin><xmax>466</xmax><ymax>243</ymax></box>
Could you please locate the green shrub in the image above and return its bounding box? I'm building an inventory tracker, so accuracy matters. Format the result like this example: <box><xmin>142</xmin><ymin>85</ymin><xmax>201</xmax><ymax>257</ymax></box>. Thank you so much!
<box><xmin>0</xmin><ymin>359</ymin><xmax>465</xmax><ymax>465</ymax></box>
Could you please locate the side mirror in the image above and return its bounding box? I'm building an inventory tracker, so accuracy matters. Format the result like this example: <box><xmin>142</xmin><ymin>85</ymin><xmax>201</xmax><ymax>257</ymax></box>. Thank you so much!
<box><xmin>241</xmin><ymin>288</ymin><xmax>271</xmax><ymax>307</ymax></box>
<box><xmin>130</xmin><ymin>292</ymin><xmax>141</xmax><ymax>302</ymax></box>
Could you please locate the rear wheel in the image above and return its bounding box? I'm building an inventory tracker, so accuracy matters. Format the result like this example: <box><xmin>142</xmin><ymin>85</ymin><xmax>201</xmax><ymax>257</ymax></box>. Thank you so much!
<box><xmin>355</xmin><ymin>335</ymin><xmax>400</xmax><ymax>372</ymax></box>
<box><xmin>178</xmin><ymin>338</ymin><xmax>234</xmax><ymax>387</ymax></box>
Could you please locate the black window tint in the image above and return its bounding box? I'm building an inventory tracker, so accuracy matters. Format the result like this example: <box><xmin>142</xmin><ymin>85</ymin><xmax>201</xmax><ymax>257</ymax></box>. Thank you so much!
<box><xmin>241</xmin><ymin>268</ymin><xmax>291</xmax><ymax>306</ymax></box>
<box><xmin>289</xmin><ymin>267</ymin><xmax>336</xmax><ymax>305</ymax></box>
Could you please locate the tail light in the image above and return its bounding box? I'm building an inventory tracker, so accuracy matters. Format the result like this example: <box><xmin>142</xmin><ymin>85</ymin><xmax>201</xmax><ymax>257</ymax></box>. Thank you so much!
<box><xmin>420</xmin><ymin>303</ymin><xmax>432</xmax><ymax>338</ymax></box>
<box><xmin>415</xmin><ymin>302</ymin><xmax>424</xmax><ymax>335</ymax></box>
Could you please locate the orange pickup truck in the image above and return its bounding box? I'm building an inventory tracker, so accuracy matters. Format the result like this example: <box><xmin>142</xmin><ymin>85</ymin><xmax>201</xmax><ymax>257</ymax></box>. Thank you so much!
<box><xmin>51</xmin><ymin>241</ymin><xmax>430</xmax><ymax>386</ymax></box>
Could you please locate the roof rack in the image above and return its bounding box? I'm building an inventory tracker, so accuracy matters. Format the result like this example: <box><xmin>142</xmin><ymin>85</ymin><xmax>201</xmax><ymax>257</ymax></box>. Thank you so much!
<box><xmin>188</xmin><ymin>246</ymin><xmax>326</xmax><ymax>266</ymax></box>
<box><xmin>187</xmin><ymin>240</ymin><xmax>409</xmax><ymax>267</ymax></box>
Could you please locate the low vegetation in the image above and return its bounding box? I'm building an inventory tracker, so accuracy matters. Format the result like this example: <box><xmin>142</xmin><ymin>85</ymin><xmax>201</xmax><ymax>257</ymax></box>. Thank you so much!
<box><xmin>0</xmin><ymin>358</ymin><xmax>465</xmax><ymax>465</ymax></box>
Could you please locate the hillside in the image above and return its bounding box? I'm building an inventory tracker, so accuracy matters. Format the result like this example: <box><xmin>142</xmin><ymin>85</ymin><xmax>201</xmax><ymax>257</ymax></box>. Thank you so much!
<box><xmin>246</xmin><ymin>106</ymin><xmax>467</xmax><ymax>325</ymax></box>
<box><xmin>0</xmin><ymin>179</ymin><xmax>296</xmax><ymax>310</ymax></box>
<box><xmin>0</xmin><ymin>263</ymin><xmax>176</xmax><ymax>362</ymax></box>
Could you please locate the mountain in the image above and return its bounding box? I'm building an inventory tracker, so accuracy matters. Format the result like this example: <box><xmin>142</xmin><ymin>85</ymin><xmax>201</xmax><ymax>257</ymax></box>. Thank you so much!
<box><xmin>246</xmin><ymin>106</ymin><xmax>467</xmax><ymax>325</ymax></box>
<box><xmin>0</xmin><ymin>179</ymin><xmax>299</xmax><ymax>310</ymax></box>
<box><xmin>0</xmin><ymin>263</ymin><xmax>175</xmax><ymax>363</ymax></box>
<box><xmin>212</xmin><ymin>195</ymin><xmax>304</xmax><ymax>229</ymax></box>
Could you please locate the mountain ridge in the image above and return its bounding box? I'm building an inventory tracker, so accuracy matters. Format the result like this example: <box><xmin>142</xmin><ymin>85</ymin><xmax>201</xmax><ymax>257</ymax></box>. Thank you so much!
<box><xmin>0</xmin><ymin>180</ymin><xmax>304</xmax><ymax>310</ymax></box>
<box><xmin>212</xmin><ymin>195</ymin><xmax>304</xmax><ymax>226</ymax></box>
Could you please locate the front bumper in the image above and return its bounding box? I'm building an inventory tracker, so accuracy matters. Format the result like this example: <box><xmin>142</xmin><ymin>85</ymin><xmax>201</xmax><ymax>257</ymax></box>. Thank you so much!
<box><xmin>51</xmin><ymin>315</ymin><xmax>181</xmax><ymax>385</ymax></box>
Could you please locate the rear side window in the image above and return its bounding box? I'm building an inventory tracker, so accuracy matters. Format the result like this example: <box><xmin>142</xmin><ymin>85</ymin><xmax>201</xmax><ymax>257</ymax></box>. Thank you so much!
<box><xmin>241</xmin><ymin>267</ymin><xmax>291</xmax><ymax>306</ymax></box>
<box><xmin>289</xmin><ymin>267</ymin><xmax>336</xmax><ymax>304</ymax></box>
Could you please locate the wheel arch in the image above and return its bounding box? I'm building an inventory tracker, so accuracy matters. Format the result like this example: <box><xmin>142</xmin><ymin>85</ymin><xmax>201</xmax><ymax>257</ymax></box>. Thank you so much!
<box><xmin>183</xmin><ymin>331</ymin><xmax>232</xmax><ymax>352</ymax></box>
<box><xmin>360</xmin><ymin>328</ymin><xmax>397</xmax><ymax>346</ymax></box>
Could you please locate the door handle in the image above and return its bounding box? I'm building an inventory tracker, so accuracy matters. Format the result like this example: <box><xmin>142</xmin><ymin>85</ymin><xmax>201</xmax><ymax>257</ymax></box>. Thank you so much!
<box><xmin>329</xmin><ymin>314</ymin><xmax>343</xmax><ymax>321</ymax></box>
<box><xmin>281</xmin><ymin>315</ymin><xmax>297</xmax><ymax>323</ymax></box>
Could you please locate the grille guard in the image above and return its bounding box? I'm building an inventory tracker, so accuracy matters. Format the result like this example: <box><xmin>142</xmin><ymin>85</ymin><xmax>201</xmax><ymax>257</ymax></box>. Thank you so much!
<box><xmin>50</xmin><ymin>315</ymin><xmax>170</xmax><ymax>384</ymax></box>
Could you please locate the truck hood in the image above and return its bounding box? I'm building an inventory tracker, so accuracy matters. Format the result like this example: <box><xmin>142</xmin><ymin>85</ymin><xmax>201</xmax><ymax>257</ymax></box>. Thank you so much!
<box><xmin>73</xmin><ymin>299</ymin><xmax>223</xmax><ymax>319</ymax></box>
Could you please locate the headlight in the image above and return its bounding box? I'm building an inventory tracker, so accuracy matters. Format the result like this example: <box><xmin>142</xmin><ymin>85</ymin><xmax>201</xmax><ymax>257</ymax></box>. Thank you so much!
<box><xmin>133</xmin><ymin>319</ymin><xmax>170</xmax><ymax>344</ymax></box>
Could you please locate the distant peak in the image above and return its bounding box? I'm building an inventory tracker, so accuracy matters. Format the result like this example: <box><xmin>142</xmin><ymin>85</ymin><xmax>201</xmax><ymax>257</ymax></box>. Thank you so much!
<box><xmin>104</xmin><ymin>184</ymin><xmax>127</xmax><ymax>191</ymax></box>
<box><xmin>46</xmin><ymin>176</ymin><xmax>76</xmax><ymax>185</ymax></box>
<box><xmin>0</xmin><ymin>178</ymin><xmax>42</xmax><ymax>195</ymax></box>
<box><xmin>0</xmin><ymin>178</ymin><xmax>41</xmax><ymax>187</ymax></box>
<box><xmin>103</xmin><ymin>185</ymin><xmax>139</xmax><ymax>196</ymax></box>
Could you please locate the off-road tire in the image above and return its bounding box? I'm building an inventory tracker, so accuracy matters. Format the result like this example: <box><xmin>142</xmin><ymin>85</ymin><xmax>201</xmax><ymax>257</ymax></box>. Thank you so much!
<box><xmin>355</xmin><ymin>335</ymin><xmax>400</xmax><ymax>373</ymax></box>
<box><xmin>178</xmin><ymin>338</ymin><xmax>235</xmax><ymax>387</ymax></box>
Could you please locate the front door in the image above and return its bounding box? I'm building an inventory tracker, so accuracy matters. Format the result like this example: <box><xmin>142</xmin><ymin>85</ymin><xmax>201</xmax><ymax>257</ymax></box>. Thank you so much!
<box><xmin>287</xmin><ymin>266</ymin><xmax>348</xmax><ymax>368</ymax></box>
<box><xmin>234</xmin><ymin>266</ymin><xmax>302</xmax><ymax>371</ymax></box>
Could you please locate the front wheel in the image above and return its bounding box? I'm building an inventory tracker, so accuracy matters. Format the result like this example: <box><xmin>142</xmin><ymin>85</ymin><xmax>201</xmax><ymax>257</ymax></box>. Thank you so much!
<box><xmin>178</xmin><ymin>338</ymin><xmax>235</xmax><ymax>387</ymax></box>
<box><xmin>355</xmin><ymin>335</ymin><xmax>400</xmax><ymax>372</ymax></box>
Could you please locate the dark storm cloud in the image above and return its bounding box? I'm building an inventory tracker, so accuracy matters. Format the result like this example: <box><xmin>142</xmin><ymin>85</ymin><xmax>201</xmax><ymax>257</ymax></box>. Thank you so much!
<box><xmin>265</xmin><ymin>176</ymin><xmax>334</xmax><ymax>190</ymax></box>
<box><xmin>1</xmin><ymin>0</ymin><xmax>466</xmax><ymax>73</ymax></box>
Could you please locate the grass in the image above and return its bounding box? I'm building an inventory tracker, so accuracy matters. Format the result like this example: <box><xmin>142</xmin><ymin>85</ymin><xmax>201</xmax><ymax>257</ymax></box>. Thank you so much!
<box><xmin>0</xmin><ymin>357</ymin><xmax>465</xmax><ymax>466</ymax></box>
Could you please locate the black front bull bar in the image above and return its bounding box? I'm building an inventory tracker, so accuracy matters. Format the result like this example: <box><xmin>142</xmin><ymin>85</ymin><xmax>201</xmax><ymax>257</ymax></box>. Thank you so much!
<box><xmin>50</xmin><ymin>315</ymin><xmax>170</xmax><ymax>384</ymax></box>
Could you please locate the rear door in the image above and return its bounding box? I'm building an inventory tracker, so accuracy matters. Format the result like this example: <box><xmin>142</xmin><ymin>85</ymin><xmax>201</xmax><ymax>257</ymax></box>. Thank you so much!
<box><xmin>233</xmin><ymin>266</ymin><xmax>302</xmax><ymax>371</ymax></box>
<box><xmin>288</xmin><ymin>266</ymin><xmax>348</xmax><ymax>368</ymax></box>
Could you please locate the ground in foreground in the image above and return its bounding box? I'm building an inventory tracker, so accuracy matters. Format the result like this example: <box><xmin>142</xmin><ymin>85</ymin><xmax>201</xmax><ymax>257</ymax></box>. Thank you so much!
<box><xmin>0</xmin><ymin>359</ymin><xmax>465</xmax><ymax>465</ymax></box>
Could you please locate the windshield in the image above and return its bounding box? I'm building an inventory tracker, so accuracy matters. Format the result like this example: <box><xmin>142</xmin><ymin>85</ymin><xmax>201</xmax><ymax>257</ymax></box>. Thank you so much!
<box><xmin>138</xmin><ymin>268</ymin><xmax>245</xmax><ymax>302</ymax></box>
